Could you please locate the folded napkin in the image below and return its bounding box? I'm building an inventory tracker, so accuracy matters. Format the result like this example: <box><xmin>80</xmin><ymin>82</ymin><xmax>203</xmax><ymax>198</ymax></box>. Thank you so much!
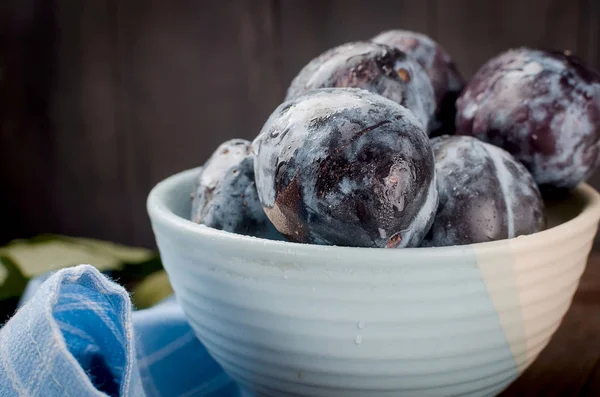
<box><xmin>0</xmin><ymin>265</ymin><xmax>243</xmax><ymax>397</ymax></box>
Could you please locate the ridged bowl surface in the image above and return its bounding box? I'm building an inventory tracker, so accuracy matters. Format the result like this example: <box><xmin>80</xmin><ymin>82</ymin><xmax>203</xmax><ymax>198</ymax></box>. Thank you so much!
<box><xmin>147</xmin><ymin>167</ymin><xmax>600</xmax><ymax>397</ymax></box>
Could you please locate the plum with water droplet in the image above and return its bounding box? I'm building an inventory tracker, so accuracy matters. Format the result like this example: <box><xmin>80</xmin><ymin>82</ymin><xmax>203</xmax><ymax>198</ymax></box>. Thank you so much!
<box><xmin>421</xmin><ymin>135</ymin><xmax>545</xmax><ymax>247</ymax></box>
<box><xmin>254</xmin><ymin>88</ymin><xmax>438</xmax><ymax>248</ymax></box>
<box><xmin>285</xmin><ymin>41</ymin><xmax>436</xmax><ymax>132</ymax></box>
<box><xmin>191</xmin><ymin>139</ymin><xmax>282</xmax><ymax>239</ymax></box>
<box><xmin>456</xmin><ymin>47</ymin><xmax>600</xmax><ymax>191</ymax></box>
<box><xmin>372</xmin><ymin>30</ymin><xmax>464</xmax><ymax>136</ymax></box>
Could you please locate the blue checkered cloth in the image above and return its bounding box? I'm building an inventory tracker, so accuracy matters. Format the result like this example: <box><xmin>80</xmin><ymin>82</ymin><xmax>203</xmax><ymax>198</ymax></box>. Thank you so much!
<box><xmin>0</xmin><ymin>265</ymin><xmax>244</xmax><ymax>397</ymax></box>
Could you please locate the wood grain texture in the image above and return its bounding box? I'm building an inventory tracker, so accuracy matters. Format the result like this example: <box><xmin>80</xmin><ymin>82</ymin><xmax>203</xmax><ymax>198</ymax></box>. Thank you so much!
<box><xmin>434</xmin><ymin>0</ymin><xmax>581</xmax><ymax>78</ymax></box>
<box><xmin>51</xmin><ymin>0</ymin><xmax>131</xmax><ymax>244</ymax></box>
<box><xmin>113</xmin><ymin>0</ymin><xmax>283</xmax><ymax>246</ymax></box>
<box><xmin>0</xmin><ymin>0</ymin><xmax>57</xmax><ymax>245</ymax></box>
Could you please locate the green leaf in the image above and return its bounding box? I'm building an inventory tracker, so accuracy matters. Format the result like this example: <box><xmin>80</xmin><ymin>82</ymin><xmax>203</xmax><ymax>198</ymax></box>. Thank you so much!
<box><xmin>68</xmin><ymin>237</ymin><xmax>156</xmax><ymax>264</ymax></box>
<box><xmin>0</xmin><ymin>234</ymin><xmax>159</xmax><ymax>300</ymax></box>
<box><xmin>0</xmin><ymin>239</ymin><xmax>123</xmax><ymax>277</ymax></box>
<box><xmin>0</xmin><ymin>256</ymin><xmax>28</xmax><ymax>301</ymax></box>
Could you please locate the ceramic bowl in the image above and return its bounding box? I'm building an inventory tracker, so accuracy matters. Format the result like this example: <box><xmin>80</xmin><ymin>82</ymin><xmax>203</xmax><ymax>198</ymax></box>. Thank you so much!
<box><xmin>147</xmin><ymin>167</ymin><xmax>600</xmax><ymax>397</ymax></box>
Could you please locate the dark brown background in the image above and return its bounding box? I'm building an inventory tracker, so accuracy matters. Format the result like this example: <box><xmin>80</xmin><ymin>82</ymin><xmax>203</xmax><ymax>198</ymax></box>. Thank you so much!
<box><xmin>1</xmin><ymin>0</ymin><xmax>600</xmax><ymax>248</ymax></box>
<box><xmin>2</xmin><ymin>1</ymin><xmax>600</xmax><ymax>395</ymax></box>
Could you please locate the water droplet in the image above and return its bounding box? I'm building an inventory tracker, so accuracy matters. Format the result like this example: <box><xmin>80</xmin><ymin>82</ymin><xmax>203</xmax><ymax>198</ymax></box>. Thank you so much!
<box><xmin>354</xmin><ymin>335</ymin><xmax>363</xmax><ymax>344</ymax></box>
<box><xmin>311</xmin><ymin>287</ymin><xmax>316</xmax><ymax>291</ymax></box>
<box><xmin>283</xmin><ymin>272</ymin><xmax>289</xmax><ymax>279</ymax></box>
<box><xmin>357</xmin><ymin>321</ymin><xmax>366</xmax><ymax>329</ymax></box>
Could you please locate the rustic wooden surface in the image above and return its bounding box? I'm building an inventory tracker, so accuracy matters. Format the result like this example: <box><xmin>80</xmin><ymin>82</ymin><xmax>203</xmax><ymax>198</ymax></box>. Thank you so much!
<box><xmin>1</xmin><ymin>2</ymin><xmax>600</xmax><ymax>393</ymax></box>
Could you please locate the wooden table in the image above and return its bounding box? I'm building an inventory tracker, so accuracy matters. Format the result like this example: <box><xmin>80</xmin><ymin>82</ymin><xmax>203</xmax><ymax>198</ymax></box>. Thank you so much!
<box><xmin>499</xmin><ymin>253</ymin><xmax>600</xmax><ymax>396</ymax></box>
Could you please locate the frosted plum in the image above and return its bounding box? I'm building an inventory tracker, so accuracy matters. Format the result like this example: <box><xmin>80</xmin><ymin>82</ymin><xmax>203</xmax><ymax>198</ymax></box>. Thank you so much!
<box><xmin>421</xmin><ymin>136</ymin><xmax>545</xmax><ymax>247</ymax></box>
<box><xmin>285</xmin><ymin>41</ymin><xmax>436</xmax><ymax>132</ymax></box>
<box><xmin>373</xmin><ymin>30</ymin><xmax>464</xmax><ymax>135</ymax></box>
<box><xmin>191</xmin><ymin>139</ymin><xmax>282</xmax><ymax>240</ymax></box>
<box><xmin>254</xmin><ymin>88</ymin><xmax>438</xmax><ymax>248</ymax></box>
<box><xmin>456</xmin><ymin>48</ymin><xmax>600</xmax><ymax>190</ymax></box>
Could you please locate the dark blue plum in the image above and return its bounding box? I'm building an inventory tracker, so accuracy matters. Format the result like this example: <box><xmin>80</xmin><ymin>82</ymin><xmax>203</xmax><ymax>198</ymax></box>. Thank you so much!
<box><xmin>372</xmin><ymin>30</ymin><xmax>464</xmax><ymax>136</ymax></box>
<box><xmin>254</xmin><ymin>88</ymin><xmax>438</xmax><ymax>248</ymax></box>
<box><xmin>191</xmin><ymin>139</ymin><xmax>283</xmax><ymax>240</ymax></box>
<box><xmin>285</xmin><ymin>41</ymin><xmax>436</xmax><ymax>132</ymax></box>
<box><xmin>456</xmin><ymin>48</ymin><xmax>600</xmax><ymax>191</ymax></box>
<box><xmin>421</xmin><ymin>136</ymin><xmax>545</xmax><ymax>247</ymax></box>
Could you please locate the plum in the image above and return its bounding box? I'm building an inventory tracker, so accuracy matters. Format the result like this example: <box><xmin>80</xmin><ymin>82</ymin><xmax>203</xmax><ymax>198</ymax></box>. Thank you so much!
<box><xmin>456</xmin><ymin>48</ymin><xmax>600</xmax><ymax>191</ymax></box>
<box><xmin>254</xmin><ymin>88</ymin><xmax>438</xmax><ymax>248</ymax></box>
<box><xmin>285</xmin><ymin>41</ymin><xmax>436</xmax><ymax>132</ymax></box>
<box><xmin>372</xmin><ymin>30</ymin><xmax>464</xmax><ymax>135</ymax></box>
<box><xmin>421</xmin><ymin>136</ymin><xmax>545</xmax><ymax>247</ymax></box>
<box><xmin>191</xmin><ymin>139</ymin><xmax>282</xmax><ymax>240</ymax></box>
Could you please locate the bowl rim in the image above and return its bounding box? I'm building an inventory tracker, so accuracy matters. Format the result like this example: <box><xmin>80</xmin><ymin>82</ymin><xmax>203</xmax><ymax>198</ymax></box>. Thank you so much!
<box><xmin>147</xmin><ymin>167</ymin><xmax>600</xmax><ymax>259</ymax></box>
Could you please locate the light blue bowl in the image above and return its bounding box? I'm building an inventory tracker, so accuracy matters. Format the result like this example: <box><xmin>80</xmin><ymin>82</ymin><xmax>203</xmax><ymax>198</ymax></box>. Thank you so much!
<box><xmin>148</xmin><ymin>167</ymin><xmax>600</xmax><ymax>397</ymax></box>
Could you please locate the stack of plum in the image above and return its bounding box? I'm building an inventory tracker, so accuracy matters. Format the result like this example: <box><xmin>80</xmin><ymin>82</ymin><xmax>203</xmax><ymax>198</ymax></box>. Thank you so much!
<box><xmin>191</xmin><ymin>30</ymin><xmax>600</xmax><ymax>249</ymax></box>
